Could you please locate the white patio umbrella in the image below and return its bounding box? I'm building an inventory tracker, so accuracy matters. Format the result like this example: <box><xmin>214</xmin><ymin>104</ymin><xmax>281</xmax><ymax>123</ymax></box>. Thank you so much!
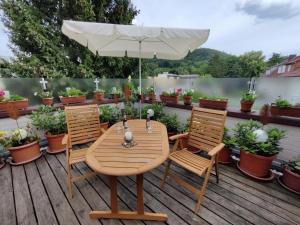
<box><xmin>62</xmin><ymin>20</ymin><xmax>210</xmax><ymax>116</ymax></box>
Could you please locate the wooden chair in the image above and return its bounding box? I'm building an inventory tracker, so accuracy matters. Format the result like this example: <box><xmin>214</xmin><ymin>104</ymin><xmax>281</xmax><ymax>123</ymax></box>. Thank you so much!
<box><xmin>161</xmin><ymin>107</ymin><xmax>227</xmax><ymax>212</ymax></box>
<box><xmin>62</xmin><ymin>104</ymin><xmax>105</xmax><ymax>197</ymax></box>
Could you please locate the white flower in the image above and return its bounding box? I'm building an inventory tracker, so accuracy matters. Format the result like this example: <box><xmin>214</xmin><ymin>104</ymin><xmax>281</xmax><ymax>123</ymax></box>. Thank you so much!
<box><xmin>128</xmin><ymin>75</ymin><xmax>132</xmax><ymax>82</ymax></box>
<box><xmin>13</xmin><ymin>129</ymin><xmax>27</xmax><ymax>141</ymax></box>
<box><xmin>33</xmin><ymin>92</ymin><xmax>38</xmax><ymax>96</ymax></box>
<box><xmin>253</xmin><ymin>129</ymin><xmax>268</xmax><ymax>143</ymax></box>
<box><xmin>66</xmin><ymin>87</ymin><xmax>71</xmax><ymax>91</ymax></box>
<box><xmin>147</xmin><ymin>109</ymin><xmax>154</xmax><ymax>117</ymax></box>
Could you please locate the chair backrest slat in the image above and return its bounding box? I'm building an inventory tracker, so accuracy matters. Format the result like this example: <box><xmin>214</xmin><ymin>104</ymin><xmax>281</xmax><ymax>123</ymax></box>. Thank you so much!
<box><xmin>65</xmin><ymin>104</ymin><xmax>101</xmax><ymax>146</ymax></box>
<box><xmin>187</xmin><ymin>107</ymin><xmax>226</xmax><ymax>153</ymax></box>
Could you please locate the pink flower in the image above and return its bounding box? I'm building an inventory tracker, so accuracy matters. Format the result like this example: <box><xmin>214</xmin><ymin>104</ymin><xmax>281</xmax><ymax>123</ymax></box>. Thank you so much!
<box><xmin>0</xmin><ymin>90</ymin><xmax>5</xmax><ymax>97</ymax></box>
<box><xmin>176</xmin><ymin>88</ymin><xmax>182</xmax><ymax>94</ymax></box>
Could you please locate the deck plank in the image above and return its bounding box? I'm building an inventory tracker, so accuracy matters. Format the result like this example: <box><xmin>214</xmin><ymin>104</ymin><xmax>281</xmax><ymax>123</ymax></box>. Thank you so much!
<box><xmin>35</xmin><ymin>156</ymin><xmax>81</xmax><ymax>225</ymax></box>
<box><xmin>12</xmin><ymin>165</ymin><xmax>37</xmax><ymax>225</ymax></box>
<box><xmin>24</xmin><ymin>162</ymin><xmax>58</xmax><ymax>225</ymax></box>
<box><xmin>0</xmin><ymin>166</ymin><xmax>16</xmax><ymax>225</ymax></box>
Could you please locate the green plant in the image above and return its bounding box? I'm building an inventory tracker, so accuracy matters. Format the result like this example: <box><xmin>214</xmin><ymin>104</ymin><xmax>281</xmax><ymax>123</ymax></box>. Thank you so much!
<box><xmin>223</xmin><ymin>127</ymin><xmax>236</xmax><ymax>149</ymax></box>
<box><xmin>99</xmin><ymin>105</ymin><xmax>120</xmax><ymax>125</ymax></box>
<box><xmin>284</xmin><ymin>159</ymin><xmax>300</xmax><ymax>175</ymax></box>
<box><xmin>159</xmin><ymin>114</ymin><xmax>180</xmax><ymax>133</ymax></box>
<box><xmin>182</xmin><ymin>89</ymin><xmax>194</xmax><ymax>97</ymax></box>
<box><xmin>111</xmin><ymin>87</ymin><xmax>122</xmax><ymax>95</ymax></box>
<box><xmin>94</xmin><ymin>89</ymin><xmax>105</xmax><ymax>93</ymax></box>
<box><xmin>59</xmin><ymin>87</ymin><xmax>85</xmax><ymax>97</ymax></box>
<box><xmin>9</xmin><ymin>94</ymin><xmax>24</xmax><ymax>101</ymax></box>
<box><xmin>274</xmin><ymin>97</ymin><xmax>292</xmax><ymax>108</ymax></box>
<box><xmin>182</xmin><ymin>117</ymin><xmax>191</xmax><ymax>132</ymax></box>
<box><xmin>146</xmin><ymin>86</ymin><xmax>155</xmax><ymax>94</ymax></box>
<box><xmin>241</xmin><ymin>92</ymin><xmax>257</xmax><ymax>102</ymax></box>
<box><xmin>141</xmin><ymin>103</ymin><xmax>164</xmax><ymax>120</ymax></box>
<box><xmin>127</xmin><ymin>82</ymin><xmax>135</xmax><ymax>91</ymax></box>
<box><xmin>200</xmin><ymin>95</ymin><xmax>227</xmax><ymax>101</ymax></box>
<box><xmin>123</xmin><ymin>103</ymin><xmax>137</xmax><ymax>119</ymax></box>
<box><xmin>35</xmin><ymin>91</ymin><xmax>53</xmax><ymax>98</ymax></box>
<box><xmin>31</xmin><ymin>105</ymin><xmax>67</xmax><ymax>135</ymax></box>
<box><xmin>233</xmin><ymin>120</ymin><xmax>285</xmax><ymax>156</ymax></box>
<box><xmin>1</xmin><ymin>125</ymin><xmax>38</xmax><ymax>147</ymax></box>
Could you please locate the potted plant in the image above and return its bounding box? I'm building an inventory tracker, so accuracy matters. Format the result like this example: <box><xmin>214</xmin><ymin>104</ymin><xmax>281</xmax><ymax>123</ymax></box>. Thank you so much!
<box><xmin>219</xmin><ymin>127</ymin><xmax>236</xmax><ymax>164</ymax></box>
<box><xmin>59</xmin><ymin>87</ymin><xmax>86</xmax><ymax>105</ymax></box>
<box><xmin>281</xmin><ymin>159</ymin><xmax>300</xmax><ymax>193</ymax></box>
<box><xmin>111</xmin><ymin>87</ymin><xmax>122</xmax><ymax>103</ymax></box>
<box><xmin>1</xmin><ymin>126</ymin><xmax>41</xmax><ymax>164</ymax></box>
<box><xmin>159</xmin><ymin>114</ymin><xmax>180</xmax><ymax>138</ymax></box>
<box><xmin>182</xmin><ymin>89</ymin><xmax>194</xmax><ymax>106</ymax></box>
<box><xmin>199</xmin><ymin>95</ymin><xmax>228</xmax><ymax>110</ymax></box>
<box><xmin>35</xmin><ymin>91</ymin><xmax>54</xmax><ymax>106</ymax></box>
<box><xmin>146</xmin><ymin>86</ymin><xmax>156</xmax><ymax>103</ymax></box>
<box><xmin>0</xmin><ymin>92</ymin><xmax>29</xmax><ymax>110</ymax></box>
<box><xmin>0</xmin><ymin>90</ymin><xmax>6</xmax><ymax>110</ymax></box>
<box><xmin>94</xmin><ymin>89</ymin><xmax>105</xmax><ymax>102</ymax></box>
<box><xmin>31</xmin><ymin>105</ymin><xmax>67</xmax><ymax>154</ymax></box>
<box><xmin>240</xmin><ymin>91</ymin><xmax>257</xmax><ymax>112</ymax></box>
<box><xmin>270</xmin><ymin>97</ymin><xmax>300</xmax><ymax>117</ymax></box>
<box><xmin>99</xmin><ymin>105</ymin><xmax>120</xmax><ymax>128</ymax></box>
<box><xmin>160</xmin><ymin>89</ymin><xmax>181</xmax><ymax>104</ymax></box>
<box><xmin>234</xmin><ymin>120</ymin><xmax>285</xmax><ymax>179</ymax></box>
<box><xmin>142</xmin><ymin>103</ymin><xmax>164</xmax><ymax>121</ymax></box>
<box><xmin>124</xmin><ymin>75</ymin><xmax>135</xmax><ymax>102</ymax></box>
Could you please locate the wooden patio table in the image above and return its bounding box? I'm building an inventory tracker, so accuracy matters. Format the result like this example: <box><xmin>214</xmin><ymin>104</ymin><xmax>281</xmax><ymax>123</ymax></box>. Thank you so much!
<box><xmin>86</xmin><ymin>119</ymin><xmax>169</xmax><ymax>221</ymax></box>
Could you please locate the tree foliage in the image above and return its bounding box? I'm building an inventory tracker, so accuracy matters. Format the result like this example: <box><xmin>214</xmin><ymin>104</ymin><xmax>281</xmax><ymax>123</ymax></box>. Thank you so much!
<box><xmin>0</xmin><ymin>0</ymin><xmax>139</xmax><ymax>78</ymax></box>
<box><xmin>267</xmin><ymin>53</ymin><xmax>286</xmax><ymax>67</ymax></box>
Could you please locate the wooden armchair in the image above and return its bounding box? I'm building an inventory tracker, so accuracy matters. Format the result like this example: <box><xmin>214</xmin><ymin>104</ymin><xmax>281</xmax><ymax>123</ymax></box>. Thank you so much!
<box><xmin>63</xmin><ymin>104</ymin><xmax>105</xmax><ymax>197</ymax></box>
<box><xmin>161</xmin><ymin>107</ymin><xmax>227</xmax><ymax>212</ymax></box>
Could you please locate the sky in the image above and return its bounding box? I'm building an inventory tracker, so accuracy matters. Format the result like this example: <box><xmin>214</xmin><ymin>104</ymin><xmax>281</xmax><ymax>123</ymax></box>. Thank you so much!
<box><xmin>1</xmin><ymin>0</ymin><xmax>300</xmax><ymax>58</ymax></box>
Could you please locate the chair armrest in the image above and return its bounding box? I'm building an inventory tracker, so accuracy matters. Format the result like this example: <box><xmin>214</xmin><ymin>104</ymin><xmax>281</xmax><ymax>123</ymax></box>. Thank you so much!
<box><xmin>208</xmin><ymin>143</ymin><xmax>225</xmax><ymax>157</ymax></box>
<box><xmin>62</xmin><ymin>134</ymin><xmax>69</xmax><ymax>145</ymax></box>
<box><xmin>169</xmin><ymin>132</ymin><xmax>188</xmax><ymax>141</ymax></box>
<box><xmin>100</xmin><ymin>128</ymin><xmax>106</xmax><ymax>134</ymax></box>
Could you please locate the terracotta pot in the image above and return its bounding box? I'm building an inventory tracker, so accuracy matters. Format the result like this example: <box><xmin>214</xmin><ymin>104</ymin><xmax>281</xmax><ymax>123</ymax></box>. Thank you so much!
<box><xmin>160</xmin><ymin>95</ymin><xmax>179</xmax><ymax>104</ymax></box>
<box><xmin>148</xmin><ymin>92</ymin><xmax>156</xmax><ymax>103</ymax></box>
<box><xmin>45</xmin><ymin>133</ymin><xmax>66</xmax><ymax>153</ymax></box>
<box><xmin>184</xmin><ymin>96</ymin><xmax>192</xmax><ymax>105</ymax></box>
<box><xmin>139</xmin><ymin>94</ymin><xmax>145</xmax><ymax>103</ymax></box>
<box><xmin>239</xmin><ymin>150</ymin><xmax>276</xmax><ymax>178</ymax></box>
<box><xmin>12</xmin><ymin>99</ymin><xmax>29</xmax><ymax>109</ymax></box>
<box><xmin>100</xmin><ymin>122</ymin><xmax>109</xmax><ymax>130</ymax></box>
<box><xmin>59</xmin><ymin>96</ymin><xmax>86</xmax><ymax>105</ymax></box>
<box><xmin>94</xmin><ymin>92</ymin><xmax>104</xmax><ymax>101</ymax></box>
<box><xmin>42</xmin><ymin>98</ymin><xmax>54</xmax><ymax>106</ymax></box>
<box><xmin>199</xmin><ymin>99</ymin><xmax>228</xmax><ymax>110</ymax></box>
<box><xmin>270</xmin><ymin>105</ymin><xmax>300</xmax><ymax>118</ymax></box>
<box><xmin>8</xmin><ymin>141</ymin><xmax>40</xmax><ymax>164</ymax></box>
<box><xmin>240</xmin><ymin>100</ymin><xmax>254</xmax><ymax>112</ymax></box>
<box><xmin>218</xmin><ymin>147</ymin><xmax>232</xmax><ymax>164</ymax></box>
<box><xmin>282</xmin><ymin>168</ymin><xmax>300</xmax><ymax>192</ymax></box>
<box><xmin>112</xmin><ymin>94</ymin><xmax>120</xmax><ymax>103</ymax></box>
<box><xmin>124</xmin><ymin>85</ymin><xmax>132</xmax><ymax>102</ymax></box>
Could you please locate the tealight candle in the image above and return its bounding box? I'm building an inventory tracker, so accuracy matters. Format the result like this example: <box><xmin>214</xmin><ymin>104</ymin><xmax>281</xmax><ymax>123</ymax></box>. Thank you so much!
<box><xmin>124</xmin><ymin>131</ymin><xmax>133</xmax><ymax>142</ymax></box>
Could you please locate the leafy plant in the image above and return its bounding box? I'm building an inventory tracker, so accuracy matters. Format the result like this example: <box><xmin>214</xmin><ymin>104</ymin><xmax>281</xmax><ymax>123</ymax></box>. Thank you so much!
<box><xmin>241</xmin><ymin>92</ymin><xmax>257</xmax><ymax>102</ymax></box>
<box><xmin>233</xmin><ymin>120</ymin><xmax>285</xmax><ymax>156</ymax></box>
<box><xmin>1</xmin><ymin>125</ymin><xmax>38</xmax><ymax>147</ymax></box>
<box><xmin>123</xmin><ymin>103</ymin><xmax>137</xmax><ymax>119</ymax></box>
<box><xmin>59</xmin><ymin>87</ymin><xmax>85</xmax><ymax>97</ymax></box>
<box><xmin>9</xmin><ymin>94</ymin><xmax>24</xmax><ymax>101</ymax></box>
<box><xmin>159</xmin><ymin>114</ymin><xmax>180</xmax><ymax>133</ymax></box>
<box><xmin>146</xmin><ymin>86</ymin><xmax>155</xmax><ymax>94</ymax></box>
<box><xmin>274</xmin><ymin>97</ymin><xmax>292</xmax><ymax>108</ymax></box>
<box><xmin>284</xmin><ymin>159</ymin><xmax>300</xmax><ymax>175</ymax></box>
<box><xmin>223</xmin><ymin>127</ymin><xmax>236</xmax><ymax>149</ymax></box>
<box><xmin>31</xmin><ymin>105</ymin><xmax>67</xmax><ymax>135</ymax></box>
<box><xmin>94</xmin><ymin>89</ymin><xmax>105</xmax><ymax>93</ymax></box>
<box><xmin>111</xmin><ymin>87</ymin><xmax>122</xmax><ymax>95</ymax></box>
<box><xmin>99</xmin><ymin>105</ymin><xmax>120</xmax><ymax>125</ymax></box>
<box><xmin>182</xmin><ymin>89</ymin><xmax>194</xmax><ymax>97</ymax></box>
<box><xmin>141</xmin><ymin>103</ymin><xmax>164</xmax><ymax>120</ymax></box>
<box><xmin>35</xmin><ymin>91</ymin><xmax>53</xmax><ymax>98</ymax></box>
<box><xmin>182</xmin><ymin>117</ymin><xmax>191</xmax><ymax>132</ymax></box>
<box><xmin>200</xmin><ymin>95</ymin><xmax>227</xmax><ymax>101</ymax></box>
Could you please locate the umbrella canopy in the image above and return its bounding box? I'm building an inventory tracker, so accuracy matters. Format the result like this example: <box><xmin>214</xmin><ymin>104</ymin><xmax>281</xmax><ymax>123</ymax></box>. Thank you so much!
<box><xmin>62</xmin><ymin>20</ymin><xmax>209</xmax><ymax>60</ymax></box>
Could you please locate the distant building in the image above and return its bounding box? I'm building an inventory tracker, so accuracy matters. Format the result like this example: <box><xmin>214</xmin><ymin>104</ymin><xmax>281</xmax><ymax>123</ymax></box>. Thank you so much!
<box><xmin>157</xmin><ymin>72</ymin><xmax>199</xmax><ymax>79</ymax></box>
<box><xmin>265</xmin><ymin>55</ymin><xmax>300</xmax><ymax>77</ymax></box>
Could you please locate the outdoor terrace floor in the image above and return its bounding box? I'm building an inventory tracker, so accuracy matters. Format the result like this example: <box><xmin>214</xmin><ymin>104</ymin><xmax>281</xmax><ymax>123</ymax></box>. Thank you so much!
<box><xmin>1</xmin><ymin>149</ymin><xmax>300</xmax><ymax>225</ymax></box>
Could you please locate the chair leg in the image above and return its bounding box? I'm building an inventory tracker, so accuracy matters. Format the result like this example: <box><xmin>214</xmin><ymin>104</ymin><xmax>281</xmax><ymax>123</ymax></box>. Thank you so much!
<box><xmin>160</xmin><ymin>160</ymin><xmax>172</xmax><ymax>188</ymax></box>
<box><xmin>195</xmin><ymin>166</ymin><xmax>213</xmax><ymax>212</ymax></box>
<box><xmin>67</xmin><ymin>163</ymin><xmax>73</xmax><ymax>198</ymax></box>
<box><xmin>214</xmin><ymin>155</ymin><xmax>219</xmax><ymax>183</ymax></box>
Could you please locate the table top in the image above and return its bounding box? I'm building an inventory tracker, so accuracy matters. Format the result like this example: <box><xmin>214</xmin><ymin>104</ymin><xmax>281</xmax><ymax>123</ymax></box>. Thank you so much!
<box><xmin>86</xmin><ymin>119</ymin><xmax>169</xmax><ymax>176</ymax></box>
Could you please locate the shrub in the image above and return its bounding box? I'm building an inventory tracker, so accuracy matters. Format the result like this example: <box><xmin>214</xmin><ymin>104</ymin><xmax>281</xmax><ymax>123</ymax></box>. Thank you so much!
<box><xmin>99</xmin><ymin>105</ymin><xmax>120</xmax><ymax>125</ymax></box>
<box><xmin>200</xmin><ymin>95</ymin><xmax>227</xmax><ymax>101</ymax></box>
<box><xmin>9</xmin><ymin>94</ymin><xmax>24</xmax><ymax>101</ymax></box>
<box><xmin>274</xmin><ymin>97</ymin><xmax>292</xmax><ymax>108</ymax></box>
<box><xmin>59</xmin><ymin>87</ymin><xmax>85</xmax><ymax>97</ymax></box>
<box><xmin>141</xmin><ymin>103</ymin><xmax>164</xmax><ymax>120</ymax></box>
<box><xmin>159</xmin><ymin>114</ymin><xmax>180</xmax><ymax>133</ymax></box>
<box><xmin>241</xmin><ymin>92</ymin><xmax>257</xmax><ymax>102</ymax></box>
<box><xmin>223</xmin><ymin>127</ymin><xmax>236</xmax><ymax>149</ymax></box>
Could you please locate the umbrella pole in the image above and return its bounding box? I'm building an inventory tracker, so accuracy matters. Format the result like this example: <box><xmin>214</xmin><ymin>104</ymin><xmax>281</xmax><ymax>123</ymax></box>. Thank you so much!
<box><xmin>139</xmin><ymin>41</ymin><xmax>142</xmax><ymax>119</ymax></box>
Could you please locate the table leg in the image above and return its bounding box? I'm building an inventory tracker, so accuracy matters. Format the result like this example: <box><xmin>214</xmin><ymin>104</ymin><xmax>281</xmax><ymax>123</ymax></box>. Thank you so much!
<box><xmin>89</xmin><ymin>174</ymin><xmax>167</xmax><ymax>221</ymax></box>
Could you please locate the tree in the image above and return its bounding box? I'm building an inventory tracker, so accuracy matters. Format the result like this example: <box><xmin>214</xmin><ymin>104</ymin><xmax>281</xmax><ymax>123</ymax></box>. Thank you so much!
<box><xmin>239</xmin><ymin>51</ymin><xmax>266</xmax><ymax>77</ymax></box>
<box><xmin>0</xmin><ymin>0</ymin><xmax>139</xmax><ymax>78</ymax></box>
<box><xmin>224</xmin><ymin>56</ymin><xmax>242</xmax><ymax>77</ymax></box>
<box><xmin>206</xmin><ymin>54</ymin><xmax>227</xmax><ymax>77</ymax></box>
<box><xmin>267</xmin><ymin>53</ymin><xmax>286</xmax><ymax>67</ymax></box>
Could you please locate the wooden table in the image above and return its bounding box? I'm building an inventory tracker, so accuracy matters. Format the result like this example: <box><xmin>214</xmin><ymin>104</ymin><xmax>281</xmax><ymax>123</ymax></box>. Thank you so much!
<box><xmin>86</xmin><ymin>119</ymin><xmax>169</xmax><ymax>221</ymax></box>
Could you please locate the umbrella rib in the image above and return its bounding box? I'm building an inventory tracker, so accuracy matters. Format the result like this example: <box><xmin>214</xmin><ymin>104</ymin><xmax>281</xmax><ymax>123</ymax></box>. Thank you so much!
<box><xmin>157</xmin><ymin>37</ymin><xmax>181</xmax><ymax>55</ymax></box>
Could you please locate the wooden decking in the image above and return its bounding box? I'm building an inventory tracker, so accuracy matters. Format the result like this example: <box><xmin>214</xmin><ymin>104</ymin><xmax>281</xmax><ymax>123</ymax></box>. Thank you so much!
<box><xmin>1</xmin><ymin>152</ymin><xmax>300</xmax><ymax>225</ymax></box>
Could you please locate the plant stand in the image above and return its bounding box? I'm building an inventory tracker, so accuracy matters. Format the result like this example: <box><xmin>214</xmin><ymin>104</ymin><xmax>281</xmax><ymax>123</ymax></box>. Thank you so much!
<box><xmin>237</xmin><ymin>162</ymin><xmax>275</xmax><ymax>181</ymax></box>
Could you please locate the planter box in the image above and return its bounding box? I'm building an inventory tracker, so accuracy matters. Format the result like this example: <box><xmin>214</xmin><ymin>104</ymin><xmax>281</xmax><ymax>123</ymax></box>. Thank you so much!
<box><xmin>59</xmin><ymin>96</ymin><xmax>86</xmax><ymax>105</ymax></box>
<box><xmin>94</xmin><ymin>92</ymin><xmax>105</xmax><ymax>101</ymax></box>
<box><xmin>160</xmin><ymin>95</ymin><xmax>179</xmax><ymax>104</ymax></box>
<box><xmin>240</xmin><ymin>100</ymin><xmax>254</xmax><ymax>113</ymax></box>
<box><xmin>270</xmin><ymin>105</ymin><xmax>300</xmax><ymax>118</ymax></box>
<box><xmin>42</xmin><ymin>98</ymin><xmax>54</xmax><ymax>106</ymax></box>
<box><xmin>148</xmin><ymin>92</ymin><xmax>156</xmax><ymax>103</ymax></box>
<box><xmin>0</xmin><ymin>99</ymin><xmax>29</xmax><ymax>111</ymax></box>
<box><xmin>8</xmin><ymin>141</ymin><xmax>41</xmax><ymax>164</ymax></box>
<box><xmin>45</xmin><ymin>133</ymin><xmax>66</xmax><ymax>154</ymax></box>
<box><xmin>183</xmin><ymin>96</ymin><xmax>192</xmax><ymax>106</ymax></box>
<box><xmin>199</xmin><ymin>98</ymin><xmax>228</xmax><ymax>110</ymax></box>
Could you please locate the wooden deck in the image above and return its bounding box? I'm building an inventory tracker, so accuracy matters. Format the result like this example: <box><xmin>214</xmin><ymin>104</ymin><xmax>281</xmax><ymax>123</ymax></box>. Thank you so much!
<box><xmin>1</xmin><ymin>152</ymin><xmax>300</xmax><ymax>225</ymax></box>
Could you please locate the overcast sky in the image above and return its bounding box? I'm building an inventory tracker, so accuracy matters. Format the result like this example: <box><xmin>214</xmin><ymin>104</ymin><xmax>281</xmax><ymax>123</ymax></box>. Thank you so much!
<box><xmin>1</xmin><ymin>0</ymin><xmax>300</xmax><ymax>58</ymax></box>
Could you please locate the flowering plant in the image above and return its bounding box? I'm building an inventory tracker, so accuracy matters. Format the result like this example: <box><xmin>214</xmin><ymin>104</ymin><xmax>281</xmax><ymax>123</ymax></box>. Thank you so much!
<box><xmin>146</xmin><ymin>86</ymin><xmax>155</xmax><ymax>94</ymax></box>
<box><xmin>111</xmin><ymin>87</ymin><xmax>122</xmax><ymax>95</ymax></box>
<box><xmin>1</xmin><ymin>125</ymin><xmax>38</xmax><ymax>148</ymax></box>
<box><xmin>34</xmin><ymin>91</ymin><xmax>53</xmax><ymax>98</ymax></box>
<box><xmin>182</xmin><ymin>89</ymin><xmax>194</xmax><ymax>97</ymax></box>
<box><xmin>0</xmin><ymin>90</ymin><xmax>5</xmax><ymax>101</ymax></box>
<box><xmin>94</xmin><ymin>88</ymin><xmax>105</xmax><ymax>93</ymax></box>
